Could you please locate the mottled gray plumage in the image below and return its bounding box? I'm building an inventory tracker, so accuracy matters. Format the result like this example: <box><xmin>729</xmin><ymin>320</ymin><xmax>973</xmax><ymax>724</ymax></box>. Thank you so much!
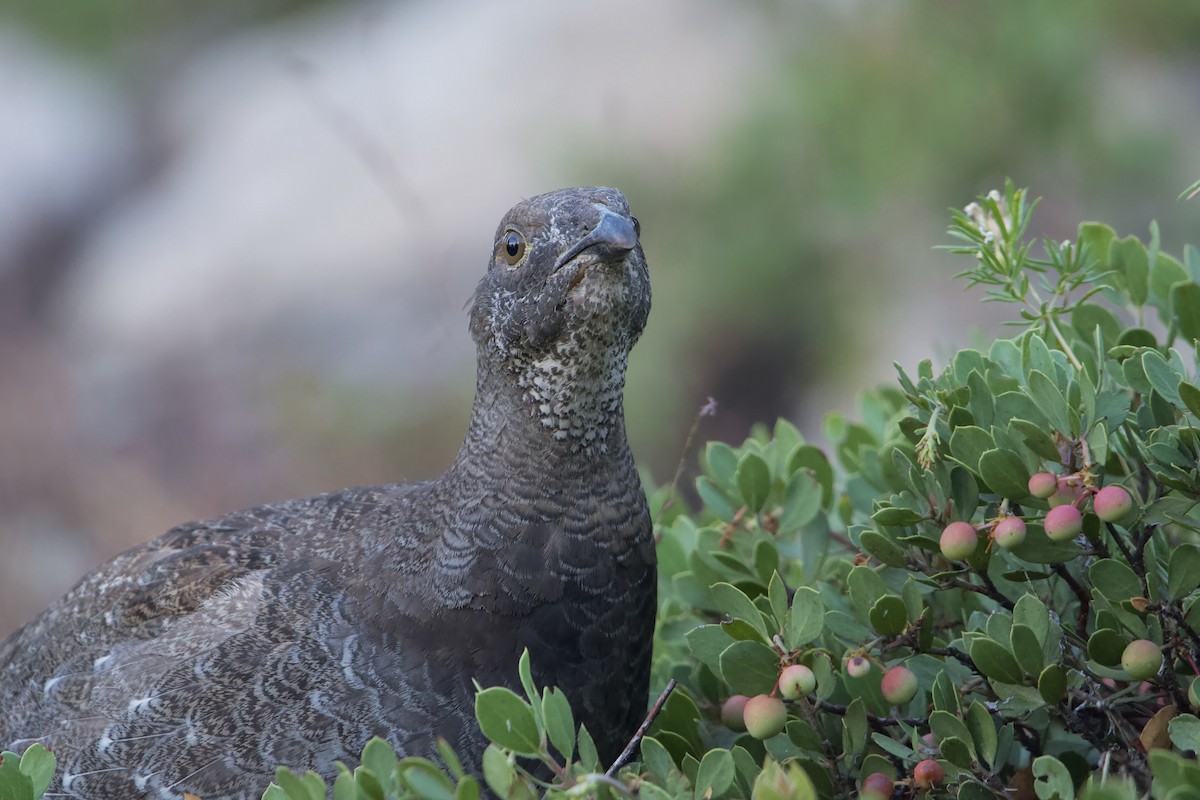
<box><xmin>0</xmin><ymin>187</ymin><xmax>655</xmax><ymax>799</ymax></box>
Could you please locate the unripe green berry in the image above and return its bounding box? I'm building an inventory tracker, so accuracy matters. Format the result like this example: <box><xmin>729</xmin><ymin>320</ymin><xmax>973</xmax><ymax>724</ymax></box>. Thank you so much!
<box><xmin>880</xmin><ymin>665</ymin><xmax>918</xmax><ymax>705</ymax></box>
<box><xmin>778</xmin><ymin>664</ymin><xmax>817</xmax><ymax>700</ymax></box>
<box><xmin>1028</xmin><ymin>472</ymin><xmax>1057</xmax><ymax>499</ymax></box>
<box><xmin>939</xmin><ymin>521</ymin><xmax>978</xmax><ymax>560</ymax></box>
<box><xmin>1121</xmin><ymin>639</ymin><xmax>1162</xmax><ymax>681</ymax></box>
<box><xmin>720</xmin><ymin>695</ymin><xmax>749</xmax><ymax>731</ymax></box>
<box><xmin>993</xmin><ymin>516</ymin><xmax>1027</xmax><ymax>548</ymax></box>
<box><xmin>845</xmin><ymin>655</ymin><xmax>872</xmax><ymax>678</ymax></box>
<box><xmin>743</xmin><ymin>694</ymin><xmax>787</xmax><ymax>740</ymax></box>
<box><xmin>1094</xmin><ymin>485</ymin><xmax>1134</xmax><ymax>523</ymax></box>
<box><xmin>1044</xmin><ymin>504</ymin><xmax>1082</xmax><ymax>542</ymax></box>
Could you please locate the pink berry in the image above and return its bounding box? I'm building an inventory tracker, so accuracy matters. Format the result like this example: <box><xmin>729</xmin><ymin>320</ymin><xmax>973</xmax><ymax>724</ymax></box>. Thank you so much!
<box><xmin>939</xmin><ymin>521</ymin><xmax>978</xmax><ymax>560</ymax></box>
<box><xmin>1094</xmin><ymin>485</ymin><xmax>1134</xmax><ymax>523</ymax></box>
<box><xmin>1048</xmin><ymin>477</ymin><xmax>1085</xmax><ymax>508</ymax></box>
<box><xmin>1044</xmin><ymin>504</ymin><xmax>1082</xmax><ymax>542</ymax></box>
<box><xmin>845</xmin><ymin>655</ymin><xmax>872</xmax><ymax>678</ymax></box>
<box><xmin>743</xmin><ymin>694</ymin><xmax>787</xmax><ymax>739</ymax></box>
<box><xmin>778</xmin><ymin>664</ymin><xmax>817</xmax><ymax>700</ymax></box>
<box><xmin>913</xmin><ymin>759</ymin><xmax>944</xmax><ymax>789</ymax></box>
<box><xmin>860</xmin><ymin>772</ymin><xmax>893</xmax><ymax>798</ymax></box>
<box><xmin>993</xmin><ymin>516</ymin><xmax>1027</xmax><ymax>548</ymax></box>
<box><xmin>721</xmin><ymin>695</ymin><xmax>749</xmax><ymax>731</ymax></box>
<box><xmin>1028</xmin><ymin>472</ymin><xmax>1057</xmax><ymax>499</ymax></box>
<box><xmin>880</xmin><ymin>665</ymin><xmax>918</xmax><ymax>705</ymax></box>
<box><xmin>1121</xmin><ymin>639</ymin><xmax>1162</xmax><ymax>681</ymax></box>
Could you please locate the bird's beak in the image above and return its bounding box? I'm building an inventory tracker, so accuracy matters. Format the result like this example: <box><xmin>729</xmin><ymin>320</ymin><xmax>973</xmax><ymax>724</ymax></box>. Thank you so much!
<box><xmin>554</xmin><ymin>209</ymin><xmax>638</xmax><ymax>271</ymax></box>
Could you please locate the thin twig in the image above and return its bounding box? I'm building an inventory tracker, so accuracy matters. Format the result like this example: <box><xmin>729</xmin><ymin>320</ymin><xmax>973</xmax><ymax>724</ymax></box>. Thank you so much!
<box><xmin>605</xmin><ymin>679</ymin><xmax>678</xmax><ymax>777</ymax></box>
<box><xmin>655</xmin><ymin>399</ymin><xmax>718</xmax><ymax>527</ymax></box>
<box><xmin>1051</xmin><ymin>563</ymin><xmax>1091</xmax><ymax>634</ymax></box>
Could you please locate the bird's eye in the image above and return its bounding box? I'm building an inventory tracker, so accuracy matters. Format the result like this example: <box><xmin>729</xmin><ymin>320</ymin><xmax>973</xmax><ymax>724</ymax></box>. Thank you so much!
<box><xmin>631</xmin><ymin>216</ymin><xmax>641</xmax><ymax>238</ymax></box>
<box><xmin>502</xmin><ymin>230</ymin><xmax>526</xmax><ymax>266</ymax></box>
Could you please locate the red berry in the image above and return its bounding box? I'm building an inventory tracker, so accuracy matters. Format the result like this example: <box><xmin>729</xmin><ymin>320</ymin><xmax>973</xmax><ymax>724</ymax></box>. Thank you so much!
<box><xmin>1121</xmin><ymin>639</ymin><xmax>1162</xmax><ymax>681</ymax></box>
<box><xmin>880</xmin><ymin>665</ymin><xmax>918</xmax><ymax>705</ymax></box>
<box><xmin>939</xmin><ymin>521</ymin><xmax>978</xmax><ymax>560</ymax></box>
<box><xmin>860</xmin><ymin>772</ymin><xmax>893</xmax><ymax>798</ymax></box>
<box><xmin>720</xmin><ymin>695</ymin><xmax>749</xmax><ymax>731</ymax></box>
<box><xmin>845</xmin><ymin>655</ymin><xmax>872</xmax><ymax>678</ymax></box>
<box><xmin>778</xmin><ymin>664</ymin><xmax>817</xmax><ymax>700</ymax></box>
<box><xmin>913</xmin><ymin>759</ymin><xmax>944</xmax><ymax>789</ymax></box>
<box><xmin>1094</xmin><ymin>485</ymin><xmax>1134</xmax><ymax>523</ymax></box>
<box><xmin>743</xmin><ymin>694</ymin><xmax>787</xmax><ymax>739</ymax></box>
<box><xmin>1028</xmin><ymin>472</ymin><xmax>1057</xmax><ymax>499</ymax></box>
<box><xmin>993</xmin><ymin>516</ymin><xmax>1027</xmax><ymax>548</ymax></box>
<box><xmin>1044</xmin><ymin>504</ymin><xmax>1082</xmax><ymax>541</ymax></box>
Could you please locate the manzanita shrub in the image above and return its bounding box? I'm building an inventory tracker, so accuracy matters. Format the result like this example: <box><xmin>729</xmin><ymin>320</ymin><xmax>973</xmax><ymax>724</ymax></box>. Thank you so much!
<box><xmin>5</xmin><ymin>182</ymin><xmax>1200</xmax><ymax>800</ymax></box>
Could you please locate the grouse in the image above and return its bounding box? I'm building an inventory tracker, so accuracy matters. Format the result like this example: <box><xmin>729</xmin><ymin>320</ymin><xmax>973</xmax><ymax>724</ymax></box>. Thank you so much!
<box><xmin>0</xmin><ymin>187</ymin><xmax>656</xmax><ymax>799</ymax></box>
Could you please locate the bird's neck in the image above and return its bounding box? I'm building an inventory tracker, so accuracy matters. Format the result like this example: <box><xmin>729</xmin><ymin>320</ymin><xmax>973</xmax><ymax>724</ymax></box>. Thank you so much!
<box><xmin>451</xmin><ymin>338</ymin><xmax>635</xmax><ymax>478</ymax></box>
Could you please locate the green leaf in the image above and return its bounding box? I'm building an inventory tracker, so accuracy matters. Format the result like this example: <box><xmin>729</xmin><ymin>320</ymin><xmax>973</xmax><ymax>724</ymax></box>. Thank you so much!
<box><xmin>968</xmin><ymin>638</ymin><xmax>1024</xmax><ymax>684</ymax></box>
<box><xmin>872</xmin><ymin>506</ymin><xmax>924</xmax><ymax>527</ymax></box>
<box><xmin>1169</xmin><ymin>545</ymin><xmax>1200</xmax><ymax>600</ymax></box>
<box><xmin>1024</xmin><ymin>333</ymin><xmax>1057</xmax><ymax>384</ymax></box>
<box><xmin>1142</xmin><ymin>350</ymin><xmax>1183</xmax><ymax>406</ymax></box>
<box><xmin>978</xmin><ymin>449</ymin><xmax>1031</xmax><ymax>500</ymax></box>
<box><xmin>1010</xmin><ymin>624</ymin><xmax>1044</xmax><ymax>676</ymax></box>
<box><xmin>0</xmin><ymin>751</ymin><xmax>34</xmax><ymax>800</ymax></box>
<box><xmin>455</xmin><ymin>777</ymin><xmax>481</xmax><ymax>800</ymax></box>
<box><xmin>361</xmin><ymin>738</ymin><xmax>398</xmax><ymax>793</ymax></box>
<box><xmin>847</xmin><ymin>565</ymin><xmax>888</xmax><ymax>619</ymax></box>
<box><xmin>577</xmin><ymin>725</ymin><xmax>601</xmax><ymax>772</ymax></box>
<box><xmin>860</xmin><ymin>530</ymin><xmax>908</xmax><ymax>568</ymax></box>
<box><xmin>843</xmin><ymin>698</ymin><xmax>869</xmax><ymax>757</ymax></box>
<box><xmin>542</xmin><ymin>688</ymin><xmax>575</xmax><ymax>763</ymax></box>
<box><xmin>686</xmin><ymin>624</ymin><xmax>735</xmax><ymax>677</ymax></box>
<box><xmin>481</xmin><ymin>744</ymin><xmax>516</xmax><ymax>799</ymax></box>
<box><xmin>1027</xmin><ymin>370</ymin><xmax>1072</xmax><ymax>435</ymax></box>
<box><xmin>869</xmin><ymin>596</ymin><xmax>909</xmax><ymax>637</ymax></box>
<box><xmin>712</xmin><ymin>582</ymin><xmax>770</xmax><ymax>640</ymax></box>
<box><xmin>17</xmin><ymin>745</ymin><xmax>53</xmax><ymax>799</ymax></box>
<box><xmin>1112</xmin><ymin>235</ymin><xmax>1150</xmax><ymax>306</ymax></box>
<box><xmin>965</xmin><ymin>701</ymin><xmax>998</xmax><ymax>768</ymax></box>
<box><xmin>1089</xmin><ymin>559</ymin><xmax>1142</xmax><ymax>604</ymax></box>
<box><xmin>949</xmin><ymin>425</ymin><xmax>994</xmax><ymax>473</ymax></box>
<box><xmin>778</xmin><ymin>471</ymin><xmax>822</xmax><ymax>531</ymax></box>
<box><xmin>991</xmin><ymin>681</ymin><xmax>1046</xmax><ymax>715</ymax></box>
<box><xmin>1180</xmin><ymin>382</ymin><xmax>1200</xmax><ymax>418</ymax></box>
<box><xmin>1009</xmin><ymin>418</ymin><xmax>1060</xmax><ymax>462</ymax></box>
<box><xmin>400</xmin><ymin>760</ymin><xmax>456</xmax><ymax>800</ymax></box>
<box><xmin>786</xmin><ymin>445</ymin><xmax>835</xmax><ymax>508</ymax></box>
<box><xmin>696</xmin><ymin>476</ymin><xmax>736</xmax><ymax>522</ymax></box>
<box><xmin>767</xmin><ymin>571</ymin><xmax>789</xmax><ymax>632</ymax></box>
<box><xmin>333</xmin><ymin>769</ymin><xmax>357</xmax><ymax>800</ymax></box>
<box><xmin>1078</xmin><ymin>222</ymin><xmax>1116</xmax><ymax>268</ymax></box>
<box><xmin>1072</xmin><ymin>303</ymin><xmax>1122</xmax><ymax>348</ymax></box>
<box><xmin>1013</xmin><ymin>594</ymin><xmax>1050</xmax><ymax>646</ymax></box>
<box><xmin>1038</xmin><ymin>664</ymin><xmax>1067</xmax><ymax>704</ymax></box>
<box><xmin>1033</xmin><ymin>755</ymin><xmax>1075</xmax><ymax>800</ymax></box>
<box><xmin>788</xmin><ymin>588</ymin><xmax>825</xmax><ymax>646</ymax></box>
<box><xmin>1169</xmin><ymin>713</ymin><xmax>1200</xmax><ymax>753</ymax></box>
<box><xmin>719</xmin><ymin>640</ymin><xmax>780</xmax><ymax>696</ymax></box>
<box><xmin>1171</xmin><ymin>282</ymin><xmax>1200</xmax><ymax>343</ymax></box>
<box><xmin>263</xmin><ymin>786</ymin><xmax>290</xmax><ymax>800</ymax></box>
<box><xmin>640</xmin><ymin>737</ymin><xmax>676</xmax><ymax>785</ymax></box>
<box><xmin>1087</xmin><ymin>629</ymin><xmax>1126</xmax><ymax>667</ymax></box>
<box><xmin>735</xmin><ymin>452</ymin><xmax>771</xmax><ymax>513</ymax></box>
<box><xmin>941</xmin><ymin>736</ymin><xmax>975</xmax><ymax>770</ymax></box>
<box><xmin>474</xmin><ymin>688</ymin><xmax>541</xmax><ymax>756</ymax></box>
<box><xmin>705</xmin><ymin>442</ymin><xmax>739</xmax><ymax>486</ymax></box>
<box><xmin>694</xmin><ymin>749</ymin><xmax>735</xmax><ymax>800</ymax></box>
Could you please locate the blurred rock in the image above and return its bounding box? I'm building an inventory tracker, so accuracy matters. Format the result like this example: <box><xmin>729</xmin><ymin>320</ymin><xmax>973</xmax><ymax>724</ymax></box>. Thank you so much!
<box><xmin>1</xmin><ymin>0</ymin><xmax>767</xmax><ymax>635</ymax></box>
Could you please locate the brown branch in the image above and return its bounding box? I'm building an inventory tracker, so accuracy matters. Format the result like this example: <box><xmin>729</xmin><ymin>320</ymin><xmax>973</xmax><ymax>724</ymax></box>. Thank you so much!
<box><xmin>813</xmin><ymin>699</ymin><xmax>926</xmax><ymax>728</ymax></box>
<box><xmin>1051</xmin><ymin>563</ymin><xmax>1090</xmax><ymax>634</ymax></box>
<box><xmin>605</xmin><ymin>679</ymin><xmax>678</xmax><ymax>777</ymax></box>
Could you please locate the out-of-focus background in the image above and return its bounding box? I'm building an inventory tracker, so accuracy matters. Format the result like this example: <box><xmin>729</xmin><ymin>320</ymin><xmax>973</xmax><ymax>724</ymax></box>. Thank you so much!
<box><xmin>1</xmin><ymin>0</ymin><xmax>1197</xmax><ymax>636</ymax></box>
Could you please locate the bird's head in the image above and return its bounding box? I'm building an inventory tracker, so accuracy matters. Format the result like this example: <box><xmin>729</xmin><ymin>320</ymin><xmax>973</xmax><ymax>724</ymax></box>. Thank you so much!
<box><xmin>470</xmin><ymin>186</ymin><xmax>650</xmax><ymax>358</ymax></box>
<box><xmin>468</xmin><ymin>187</ymin><xmax>651</xmax><ymax>451</ymax></box>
